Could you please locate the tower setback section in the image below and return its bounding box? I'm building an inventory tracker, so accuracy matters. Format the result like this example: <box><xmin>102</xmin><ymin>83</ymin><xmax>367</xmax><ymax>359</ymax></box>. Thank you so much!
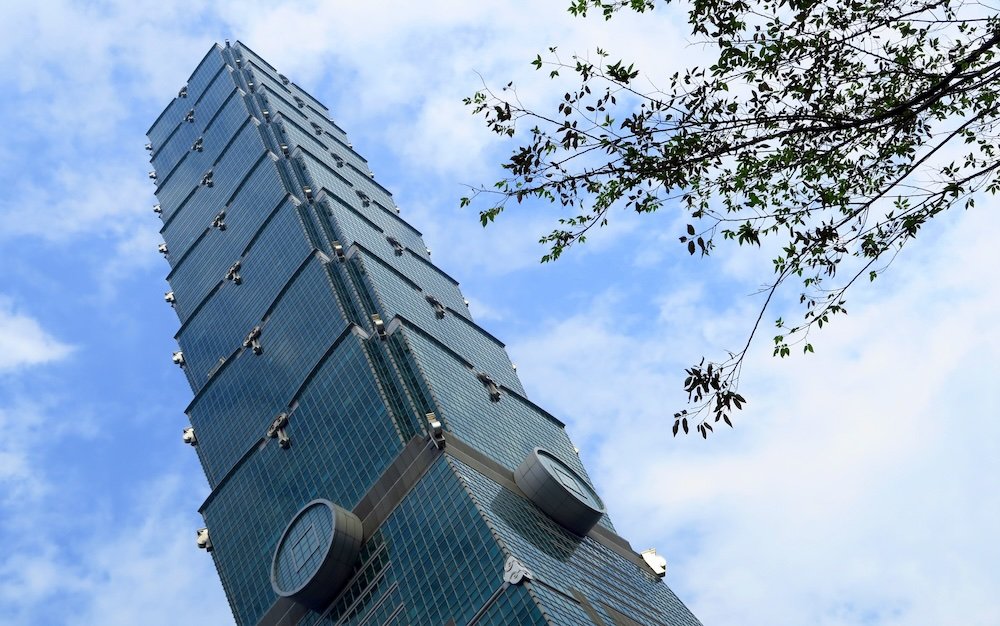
<box><xmin>148</xmin><ymin>41</ymin><xmax>702</xmax><ymax>626</ymax></box>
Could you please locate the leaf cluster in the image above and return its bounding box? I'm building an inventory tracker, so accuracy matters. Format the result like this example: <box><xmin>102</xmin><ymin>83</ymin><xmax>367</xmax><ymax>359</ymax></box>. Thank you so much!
<box><xmin>464</xmin><ymin>0</ymin><xmax>1000</xmax><ymax>436</ymax></box>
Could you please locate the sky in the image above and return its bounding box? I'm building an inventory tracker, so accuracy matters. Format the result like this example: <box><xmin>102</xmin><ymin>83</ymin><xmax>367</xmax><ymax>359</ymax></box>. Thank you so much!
<box><xmin>0</xmin><ymin>1</ymin><xmax>997</xmax><ymax>625</ymax></box>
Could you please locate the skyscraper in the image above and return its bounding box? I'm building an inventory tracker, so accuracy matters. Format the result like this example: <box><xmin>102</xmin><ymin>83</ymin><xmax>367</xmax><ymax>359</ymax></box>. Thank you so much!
<box><xmin>148</xmin><ymin>41</ymin><xmax>701</xmax><ymax>626</ymax></box>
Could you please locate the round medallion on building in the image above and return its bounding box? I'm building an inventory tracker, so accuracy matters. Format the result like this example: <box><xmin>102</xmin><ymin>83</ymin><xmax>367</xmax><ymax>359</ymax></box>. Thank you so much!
<box><xmin>270</xmin><ymin>499</ymin><xmax>364</xmax><ymax>610</ymax></box>
<box><xmin>514</xmin><ymin>448</ymin><xmax>605</xmax><ymax>536</ymax></box>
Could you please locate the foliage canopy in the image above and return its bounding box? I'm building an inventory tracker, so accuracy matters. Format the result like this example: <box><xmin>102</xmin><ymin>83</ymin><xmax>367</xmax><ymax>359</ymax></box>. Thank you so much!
<box><xmin>464</xmin><ymin>0</ymin><xmax>1000</xmax><ymax>437</ymax></box>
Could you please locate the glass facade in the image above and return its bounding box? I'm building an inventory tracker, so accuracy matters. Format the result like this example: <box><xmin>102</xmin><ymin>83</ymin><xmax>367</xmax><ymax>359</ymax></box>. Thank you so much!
<box><xmin>150</xmin><ymin>41</ymin><xmax>701</xmax><ymax>626</ymax></box>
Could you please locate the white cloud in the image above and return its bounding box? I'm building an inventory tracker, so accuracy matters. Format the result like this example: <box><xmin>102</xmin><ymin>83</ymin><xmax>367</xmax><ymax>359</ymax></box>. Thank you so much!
<box><xmin>0</xmin><ymin>298</ymin><xmax>73</xmax><ymax>372</ymax></box>
<box><xmin>507</xmin><ymin>200</ymin><xmax>1000</xmax><ymax>625</ymax></box>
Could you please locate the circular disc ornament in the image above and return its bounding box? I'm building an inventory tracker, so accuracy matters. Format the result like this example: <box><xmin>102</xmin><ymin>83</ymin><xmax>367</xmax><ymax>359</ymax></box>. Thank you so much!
<box><xmin>271</xmin><ymin>499</ymin><xmax>363</xmax><ymax>610</ymax></box>
<box><xmin>514</xmin><ymin>448</ymin><xmax>605</xmax><ymax>536</ymax></box>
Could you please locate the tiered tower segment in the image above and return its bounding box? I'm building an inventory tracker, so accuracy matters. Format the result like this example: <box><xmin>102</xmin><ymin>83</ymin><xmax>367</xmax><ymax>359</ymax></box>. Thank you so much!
<box><xmin>148</xmin><ymin>41</ymin><xmax>702</xmax><ymax>626</ymax></box>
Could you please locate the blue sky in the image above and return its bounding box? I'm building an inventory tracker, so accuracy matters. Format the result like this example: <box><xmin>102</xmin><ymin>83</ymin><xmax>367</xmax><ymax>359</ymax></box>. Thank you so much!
<box><xmin>1</xmin><ymin>2</ymin><xmax>997</xmax><ymax>625</ymax></box>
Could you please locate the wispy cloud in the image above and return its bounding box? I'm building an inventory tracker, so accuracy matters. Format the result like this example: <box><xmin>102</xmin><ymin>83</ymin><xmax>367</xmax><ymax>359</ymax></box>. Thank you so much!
<box><xmin>0</xmin><ymin>400</ymin><xmax>51</xmax><ymax>504</ymax></box>
<box><xmin>61</xmin><ymin>474</ymin><xmax>232</xmax><ymax>626</ymax></box>
<box><xmin>507</xmin><ymin>205</ymin><xmax>1000</xmax><ymax>625</ymax></box>
<box><xmin>0</xmin><ymin>389</ymin><xmax>228</xmax><ymax>626</ymax></box>
<box><xmin>0</xmin><ymin>165</ymin><xmax>152</xmax><ymax>242</ymax></box>
<box><xmin>0</xmin><ymin>472</ymin><xmax>230</xmax><ymax>626</ymax></box>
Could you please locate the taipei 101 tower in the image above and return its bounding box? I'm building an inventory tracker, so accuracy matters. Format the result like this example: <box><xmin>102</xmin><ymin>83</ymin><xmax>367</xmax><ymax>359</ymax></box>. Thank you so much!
<box><xmin>147</xmin><ymin>40</ymin><xmax>702</xmax><ymax>626</ymax></box>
